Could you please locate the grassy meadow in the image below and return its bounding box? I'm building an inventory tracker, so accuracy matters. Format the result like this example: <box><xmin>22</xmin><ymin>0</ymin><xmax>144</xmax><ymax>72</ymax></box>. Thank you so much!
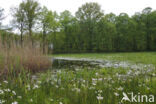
<box><xmin>0</xmin><ymin>52</ymin><xmax>155</xmax><ymax>104</ymax></box>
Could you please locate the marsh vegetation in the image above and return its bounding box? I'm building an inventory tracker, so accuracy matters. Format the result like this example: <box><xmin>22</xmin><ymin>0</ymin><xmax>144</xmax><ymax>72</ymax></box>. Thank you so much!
<box><xmin>0</xmin><ymin>0</ymin><xmax>156</xmax><ymax>104</ymax></box>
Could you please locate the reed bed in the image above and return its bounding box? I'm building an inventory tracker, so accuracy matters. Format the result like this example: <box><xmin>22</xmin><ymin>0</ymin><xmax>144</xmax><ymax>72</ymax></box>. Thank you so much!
<box><xmin>0</xmin><ymin>37</ymin><xmax>51</xmax><ymax>78</ymax></box>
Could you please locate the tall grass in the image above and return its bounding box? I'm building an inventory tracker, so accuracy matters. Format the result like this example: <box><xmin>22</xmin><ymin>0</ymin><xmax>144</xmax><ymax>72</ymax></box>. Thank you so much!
<box><xmin>0</xmin><ymin>37</ymin><xmax>52</xmax><ymax>78</ymax></box>
<box><xmin>0</xmin><ymin>68</ymin><xmax>155</xmax><ymax>104</ymax></box>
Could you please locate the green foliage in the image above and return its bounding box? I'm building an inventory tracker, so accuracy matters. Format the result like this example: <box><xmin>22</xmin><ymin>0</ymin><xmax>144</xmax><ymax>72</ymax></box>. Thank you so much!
<box><xmin>0</xmin><ymin>67</ymin><xmax>155</xmax><ymax>104</ymax></box>
<box><xmin>2</xmin><ymin>2</ymin><xmax>156</xmax><ymax>53</ymax></box>
<box><xmin>75</xmin><ymin>2</ymin><xmax>104</xmax><ymax>52</ymax></box>
<box><xmin>75</xmin><ymin>2</ymin><xmax>104</xmax><ymax>22</ymax></box>
<box><xmin>11</xmin><ymin>4</ymin><xmax>26</xmax><ymax>46</ymax></box>
<box><xmin>20</xmin><ymin>0</ymin><xmax>41</xmax><ymax>45</ymax></box>
<box><xmin>51</xmin><ymin>3</ymin><xmax>156</xmax><ymax>53</ymax></box>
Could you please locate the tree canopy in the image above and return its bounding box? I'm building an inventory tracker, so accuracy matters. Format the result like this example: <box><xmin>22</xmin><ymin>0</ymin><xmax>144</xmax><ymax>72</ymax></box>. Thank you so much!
<box><xmin>0</xmin><ymin>1</ymin><xmax>156</xmax><ymax>53</ymax></box>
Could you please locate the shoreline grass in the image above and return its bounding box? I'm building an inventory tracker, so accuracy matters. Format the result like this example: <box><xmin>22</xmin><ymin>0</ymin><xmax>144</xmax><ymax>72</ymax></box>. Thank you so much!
<box><xmin>53</xmin><ymin>52</ymin><xmax>156</xmax><ymax>66</ymax></box>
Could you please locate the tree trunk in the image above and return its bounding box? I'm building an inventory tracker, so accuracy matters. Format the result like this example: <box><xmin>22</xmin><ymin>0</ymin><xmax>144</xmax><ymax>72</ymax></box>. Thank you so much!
<box><xmin>42</xmin><ymin>25</ymin><xmax>46</xmax><ymax>54</ymax></box>
<box><xmin>29</xmin><ymin>28</ymin><xmax>33</xmax><ymax>47</ymax></box>
<box><xmin>20</xmin><ymin>24</ymin><xmax>23</xmax><ymax>47</ymax></box>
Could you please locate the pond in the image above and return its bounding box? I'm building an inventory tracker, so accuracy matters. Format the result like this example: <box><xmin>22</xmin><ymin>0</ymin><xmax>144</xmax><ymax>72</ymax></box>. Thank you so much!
<box><xmin>52</xmin><ymin>57</ymin><xmax>155</xmax><ymax>75</ymax></box>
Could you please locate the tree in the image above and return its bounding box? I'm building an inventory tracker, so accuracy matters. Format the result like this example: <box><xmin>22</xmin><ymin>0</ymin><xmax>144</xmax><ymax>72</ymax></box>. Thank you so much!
<box><xmin>0</xmin><ymin>7</ymin><xmax>4</xmax><ymax>29</ymax></box>
<box><xmin>60</xmin><ymin>10</ymin><xmax>73</xmax><ymax>28</ymax></box>
<box><xmin>21</xmin><ymin>0</ymin><xmax>41</xmax><ymax>46</ymax></box>
<box><xmin>105</xmin><ymin>13</ymin><xmax>116</xmax><ymax>23</ymax></box>
<box><xmin>115</xmin><ymin>13</ymin><xmax>136</xmax><ymax>51</ymax></box>
<box><xmin>11</xmin><ymin>4</ymin><xmax>26</xmax><ymax>47</ymax></box>
<box><xmin>142</xmin><ymin>7</ymin><xmax>152</xmax><ymax>50</ymax></box>
<box><xmin>76</xmin><ymin>2</ymin><xmax>103</xmax><ymax>22</ymax></box>
<box><xmin>132</xmin><ymin>12</ymin><xmax>147</xmax><ymax>51</ymax></box>
<box><xmin>96</xmin><ymin>14</ymin><xmax>117</xmax><ymax>52</ymax></box>
<box><xmin>60</xmin><ymin>10</ymin><xmax>74</xmax><ymax>52</ymax></box>
<box><xmin>76</xmin><ymin>2</ymin><xmax>104</xmax><ymax>51</ymax></box>
<box><xmin>40</xmin><ymin>10</ymin><xmax>61</xmax><ymax>53</ymax></box>
<box><xmin>40</xmin><ymin>7</ymin><xmax>61</xmax><ymax>53</ymax></box>
<box><xmin>48</xmin><ymin>11</ymin><xmax>60</xmax><ymax>51</ymax></box>
<box><xmin>39</xmin><ymin>6</ymin><xmax>50</xmax><ymax>53</ymax></box>
<box><xmin>148</xmin><ymin>10</ymin><xmax>156</xmax><ymax>50</ymax></box>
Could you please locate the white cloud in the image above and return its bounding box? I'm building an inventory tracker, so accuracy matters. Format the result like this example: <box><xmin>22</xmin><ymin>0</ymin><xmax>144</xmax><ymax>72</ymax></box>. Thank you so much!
<box><xmin>0</xmin><ymin>0</ymin><xmax>156</xmax><ymax>26</ymax></box>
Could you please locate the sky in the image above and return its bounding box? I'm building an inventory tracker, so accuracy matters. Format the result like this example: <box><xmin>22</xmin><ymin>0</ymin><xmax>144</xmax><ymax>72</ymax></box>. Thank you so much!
<box><xmin>0</xmin><ymin>0</ymin><xmax>156</xmax><ymax>26</ymax></box>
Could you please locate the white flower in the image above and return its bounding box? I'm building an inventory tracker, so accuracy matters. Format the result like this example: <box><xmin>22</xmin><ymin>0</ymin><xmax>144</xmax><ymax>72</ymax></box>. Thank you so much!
<box><xmin>12</xmin><ymin>101</ymin><xmax>18</xmax><ymax>104</ymax></box>
<box><xmin>32</xmin><ymin>75</ymin><xmax>37</xmax><ymax>80</ymax></box>
<box><xmin>114</xmin><ymin>92</ymin><xmax>119</xmax><ymax>96</ymax></box>
<box><xmin>107</xmin><ymin>77</ymin><xmax>112</xmax><ymax>81</ymax></box>
<box><xmin>117</xmin><ymin>86</ymin><xmax>123</xmax><ymax>91</ymax></box>
<box><xmin>12</xmin><ymin>91</ymin><xmax>16</xmax><ymax>95</ymax></box>
<box><xmin>73</xmin><ymin>84</ymin><xmax>76</xmax><ymax>87</ymax></box>
<box><xmin>57</xmin><ymin>70</ymin><xmax>62</xmax><ymax>73</ymax></box>
<box><xmin>75</xmin><ymin>88</ymin><xmax>80</xmax><ymax>92</ymax></box>
<box><xmin>0</xmin><ymin>90</ymin><xmax>4</xmax><ymax>95</ymax></box>
<box><xmin>97</xmin><ymin>94</ymin><xmax>103</xmax><ymax>100</ymax></box>
<box><xmin>51</xmin><ymin>81</ymin><xmax>54</xmax><ymax>85</ymax></box>
<box><xmin>134</xmin><ymin>71</ymin><xmax>139</xmax><ymax>75</ymax></box>
<box><xmin>27</xmin><ymin>85</ymin><xmax>30</xmax><ymax>87</ymax></box>
<box><xmin>27</xmin><ymin>85</ymin><xmax>31</xmax><ymax>90</ymax></box>
<box><xmin>4</xmin><ymin>89</ymin><xmax>11</xmax><ymax>92</ymax></box>
<box><xmin>0</xmin><ymin>99</ymin><xmax>5</xmax><ymax>104</ymax></box>
<box><xmin>50</xmin><ymin>99</ymin><xmax>53</xmax><ymax>101</ymax></box>
<box><xmin>89</xmin><ymin>86</ymin><xmax>95</xmax><ymax>90</ymax></box>
<box><xmin>95</xmin><ymin>73</ymin><xmax>99</xmax><ymax>76</ymax></box>
<box><xmin>33</xmin><ymin>84</ymin><xmax>39</xmax><ymax>89</ymax></box>
<box><xmin>3</xmin><ymin>81</ymin><xmax>8</xmax><ymax>84</ymax></box>
<box><xmin>92</xmin><ymin>82</ymin><xmax>96</xmax><ymax>86</ymax></box>
<box><xmin>59</xmin><ymin>102</ymin><xmax>63</xmax><ymax>104</ymax></box>
<box><xmin>30</xmin><ymin>99</ymin><xmax>33</xmax><ymax>102</ymax></box>
<box><xmin>95</xmin><ymin>91</ymin><xmax>97</xmax><ymax>93</ymax></box>
<box><xmin>147</xmin><ymin>87</ymin><xmax>150</xmax><ymax>90</ymax></box>
<box><xmin>98</xmin><ymin>90</ymin><xmax>102</xmax><ymax>93</ymax></box>
<box><xmin>98</xmin><ymin>78</ymin><xmax>103</xmax><ymax>81</ymax></box>
<box><xmin>83</xmin><ymin>80</ymin><xmax>85</xmax><ymax>83</ymax></box>
<box><xmin>81</xmin><ymin>84</ymin><xmax>85</xmax><ymax>87</ymax></box>
<box><xmin>17</xmin><ymin>96</ymin><xmax>22</xmax><ymax>99</ymax></box>
<box><xmin>55</xmin><ymin>85</ymin><xmax>59</xmax><ymax>88</ymax></box>
<box><xmin>92</xmin><ymin>78</ymin><xmax>97</xmax><ymax>81</ymax></box>
<box><xmin>72</xmin><ymin>88</ymin><xmax>80</xmax><ymax>92</ymax></box>
<box><xmin>152</xmin><ymin>73</ymin><xmax>155</xmax><ymax>77</ymax></box>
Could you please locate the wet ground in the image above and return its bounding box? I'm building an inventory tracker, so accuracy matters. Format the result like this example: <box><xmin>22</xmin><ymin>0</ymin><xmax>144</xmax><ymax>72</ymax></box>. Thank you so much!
<box><xmin>52</xmin><ymin>57</ymin><xmax>155</xmax><ymax>74</ymax></box>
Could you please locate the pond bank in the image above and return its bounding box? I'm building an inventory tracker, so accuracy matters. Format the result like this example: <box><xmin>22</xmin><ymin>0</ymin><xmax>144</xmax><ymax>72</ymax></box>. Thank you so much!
<box><xmin>52</xmin><ymin>57</ymin><xmax>155</xmax><ymax>73</ymax></box>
